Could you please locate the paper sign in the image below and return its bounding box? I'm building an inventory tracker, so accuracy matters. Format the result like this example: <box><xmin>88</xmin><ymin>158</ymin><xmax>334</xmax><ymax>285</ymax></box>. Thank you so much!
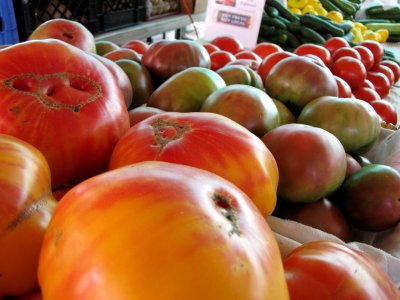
<box><xmin>203</xmin><ymin>0</ymin><xmax>266</xmax><ymax>49</ymax></box>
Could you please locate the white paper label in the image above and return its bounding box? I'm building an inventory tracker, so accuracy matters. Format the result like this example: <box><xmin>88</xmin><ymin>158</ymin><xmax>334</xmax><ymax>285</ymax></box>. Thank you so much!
<box><xmin>203</xmin><ymin>0</ymin><xmax>266</xmax><ymax>49</ymax></box>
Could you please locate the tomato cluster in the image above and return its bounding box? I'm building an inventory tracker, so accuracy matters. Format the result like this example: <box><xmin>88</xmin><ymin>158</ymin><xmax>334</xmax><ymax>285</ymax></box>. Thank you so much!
<box><xmin>0</xmin><ymin>19</ymin><xmax>399</xmax><ymax>300</ymax></box>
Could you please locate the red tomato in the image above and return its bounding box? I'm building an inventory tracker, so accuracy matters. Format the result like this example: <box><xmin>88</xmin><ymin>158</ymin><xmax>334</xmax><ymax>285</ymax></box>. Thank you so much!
<box><xmin>103</xmin><ymin>48</ymin><xmax>142</xmax><ymax>62</ymax></box>
<box><xmin>0</xmin><ymin>134</ymin><xmax>56</xmax><ymax>298</ymax></box>
<box><xmin>252</xmin><ymin>42</ymin><xmax>283</xmax><ymax>60</ymax></box>
<box><xmin>367</xmin><ymin>71</ymin><xmax>391</xmax><ymax>99</ymax></box>
<box><xmin>210</xmin><ymin>50</ymin><xmax>236</xmax><ymax>71</ymax></box>
<box><xmin>284</xmin><ymin>241</ymin><xmax>399</xmax><ymax>300</ymax></box>
<box><xmin>323</xmin><ymin>37</ymin><xmax>350</xmax><ymax>55</ymax></box>
<box><xmin>352</xmin><ymin>87</ymin><xmax>381</xmax><ymax>103</ymax></box>
<box><xmin>257</xmin><ymin>51</ymin><xmax>296</xmax><ymax>84</ymax></box>
<box><xmin>0</xmin><ymin>39</ymin><xmax>130</xmax><ymax>188</ymax></box>
<box><xmin>353</xmin><ymin>45</ymin><xmax>375</xmax><ymax>71</ymax></box>
<box><xmin>202</xmin><ymin>42</ymin><xmax>220</xmax><ymax>54</ymax></box>
<box><xmin>262</xmin><ymin>123</ymin><xmax>347</xmax><ymax>203</ymax></box>
<box><xmin>211</xmin><ymin>36</ymin><xmax>244</xmax><ymax>54</ymax></box>
<box><xmin>294</xmin><ymin>43</ymin><xmax>332</xmax><ymax>66</ymax></box>
<box><xmin>109</xmin><ymin>112</ymin><xmax>279</xmax><ymax>216</ymax></box>
<box><xmin>121</xmin><ymin>40</ymin><xmax>149</xmax><ymax>55</ymax></box>
<box><xmin>331</xmin><ymin>56</ymin><xmax>367</xmax><ymax>90</ymax></box>
<box><xmin>234</xmin><ymin>50</ymin><xmax>262</xmax><ymax>64</ymax></box>
<box><xmin>142</xmin><ymin>40</ymin><xmax>211</xmax><ymax>81</ymax></box>
<box><xmin>28</xmin><ymin>19</ymin><xmax>96</xmax><ymax>53</ymax></box>
<box><xmin>334</xmin><ymin>75</ymin><xmax>353</xmax><ymax>98</ymax></box>
<box><xmin>380</xmin><ymin>60</ymin><xmax>400</xmax><ymax>83</ymax></box>
<box><xmin>128</xmin><ymin>105</ymin><xmax>164</xmax><ymax>127</ymax></box>
<box><xmin>38</xmin><ymin>161</ymin><xmax>289</xmax><ymax>299</ymax></box>
<box><xmin>359</xmin><ymin>40</ymin><xmax>384</xmax><ymax>66</ymax></box>
<box><xmin>359</xmin><ymin>79</ymin><xmax>375</xmax><ymax>90</ymax></box>
<box><xmin>371</xmin><ymin>64</ymin><xmax>395</xmax><ymax>86</ymax></box>
<box><xmin>332</xmin><ymin>47</ymin><xmax>361</xmax><ymax>62</ymax></box>
<box><xmin>369</xmin><ymin>100</ymin><xmax>398</xmax><ymax>125</ymax></box>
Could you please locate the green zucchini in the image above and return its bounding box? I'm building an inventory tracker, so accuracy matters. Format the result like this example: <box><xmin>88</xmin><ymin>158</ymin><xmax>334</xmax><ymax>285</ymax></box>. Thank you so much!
<box><xmin>319</xmin><ymin>0</ymin><xmax>343</xmax><ymax>13</ymax></box>
<box><xmin>329</xmin><ymin>0</ymin><xmax>357</xmax><ymax>15</ymax></box>
<box><xmin>267</xmin><ymin>34</ymin><xmax>289</xmax><ymax>45</ymax></box>
<box><xmin>365</xmin><ymin>23</ymin><xmax>400</xmax><ymax>35</ymax></box>
<box><xmin>287</xmin><ymin>21</ymin><xmax>303</xmax><ymax>32</ymax></box>
<box><xmin>366</xmin><ymin>5</ymin><xmax>385</xmax><ymax>15</ymax></box>
<box><xmin>261</xmin><ymin>14</ymin><xmax>287</xmax><ymax>29</ymax></box>
<box><xmin>300</xmin><ymin>26</ymin><xmax>326</xmax><ymax>44</ymax></box>
<box><xmin>264</xmin><ymin>0</ymin><xmax>299</xmax><ymax>22</ymax></box>
<box><xmin>265</xmin><ymin>6</ymin><xmax>279</xmax><ymax>17</ymax></box>
<box><xmin>357</xmin><ymin>19</ymin><xmax>393</xmax><ymax>24</ymax></box>
<box><xmin>300</xmin><ymin>14</ymin><xmax>344</xmax><ymax>36</ymax></box>
<box><xmin>259</xmin><ymin>24</ymin><xmax>276</xmax><ymax>37</ymax></box>
<box><xmin>387</xmin><ymin>34</ymin><xmax>400</xmax><ymax>43</ymax></box>
<box><xmin>273</xmin><ymin>29</ymin><xmax>302</xmax><ymax>48</ymax></box>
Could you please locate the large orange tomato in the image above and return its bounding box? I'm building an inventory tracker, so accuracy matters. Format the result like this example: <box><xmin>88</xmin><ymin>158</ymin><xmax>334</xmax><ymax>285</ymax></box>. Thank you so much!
<box><xmin>38</xmin><ymin>161</ymin><xmax>289</xmax><ymax>299</ymax></box>
<box><xmin>109</xmin><ymin>112</ymin><xmax>279</xmax><ymax>216</ymax></box>
<box><xmin>0</xmin><ymin>39</ymin><xmax>130</xmax><ymax>189</ymax></box>
<box><xmin>284</xmin><ymin>241</ymin><xmax>399</xmax><ymax>299</ymax></box>
<box><xmin>0</xmin><ymin>134</ymin><xmax>56</xmax><ymax>298</ymax></box>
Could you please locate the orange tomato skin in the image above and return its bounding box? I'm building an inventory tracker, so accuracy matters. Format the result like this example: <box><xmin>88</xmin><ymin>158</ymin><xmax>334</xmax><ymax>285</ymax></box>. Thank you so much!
<box><xmin>284</xmin><ymin>241</ymin><xmax>400</xmax><ymax>300</ymax></box>
<box><xmin>109</xmin><ymin>112</ymin><xmax>279</xmax><ymax>216</ymax></box>
<box><xmin>0</xmin><ymin>134</ymin><xmax>56</xmax><ymax>298</ymax></box>
<box><xmin>38</xmin><ymin>161</ymin><xmax>289</xmax><ymax>300</ymax></box>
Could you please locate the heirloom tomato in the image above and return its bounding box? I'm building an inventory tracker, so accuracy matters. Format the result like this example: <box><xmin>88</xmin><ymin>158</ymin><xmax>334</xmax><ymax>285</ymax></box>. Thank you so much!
<box><xmin>297</xmin><ymin>96</ymin><xmax>381</xmax><ymax>155</ymax></box>
<box><xmin>262</xmin><ymin>123</ymin><xmax>347</xmax><ymax>203</ymax></box>
<box><xmin>284</xmin><ymin>241</ymin><xmax>399</xmax><ymax>300</ymax></box>
<box><xmin>200</xmin><ymin>84</ymin><xmax>280</xmax><ymax>137</ymax></box>
<box><xmin>294</xmin><ymin>43</ymin><xmax>332</xmax><ymax>66</ymax></box>
<box><xmin>0</xmin><ymin>39</ymin><xmax>130</xmax><ymax>188</ymax></box>
<box><xmin>103</xmin><ymin>48</ymin><xmax>141</xmax><ymax>62</ymax></box>
<box><xmin>142</xmin><ymin>39</ymin><xmax>210</xmax><ymax>81</ymax></box>
<box><xmin>257</xmin><ymin>51</ymin><xmax>296</xmax><ymax>84</ymax></box>
<box><xmin>0</xmin><ymin>134</ymin><xmax>56</xmax><ymax>298</ymax></box>
<box><xmin>265</xmin><ymin>56</ymin><xmax>338</xmax><ymax>114</ymax></box>
<box><xmin>147</xmin><ymin>67</ymin><xmax>226</xmax><ymax>112</ymax></box>
<box><xmin>121</xmin><ymin>39</ymin><xmax>149</xmax><ymax>54</ymax></box>
<box><xmin>109</xmin><ymin>112</ymin><xmax>279</xmax><ymax>216</ymax></box>
<box><xmin>38</xmin><ymin>161</ymin><xmax>289</xmax><ymax>299</ymax></box>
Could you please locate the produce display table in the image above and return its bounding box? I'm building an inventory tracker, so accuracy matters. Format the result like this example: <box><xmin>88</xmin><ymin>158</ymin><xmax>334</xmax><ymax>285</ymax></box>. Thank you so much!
<box><xmin>95</xmin><ymin>12</ymin><xmax>206</xmax><ymax>44</ymax></box>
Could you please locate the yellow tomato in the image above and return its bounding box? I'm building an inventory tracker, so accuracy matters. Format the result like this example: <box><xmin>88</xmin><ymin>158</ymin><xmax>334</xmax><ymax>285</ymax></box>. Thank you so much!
<box><xmin>288</xmin><ymin>0</ymin><xmax>308</xmax><ymax>9</ymax></box>
<box><xmin>375</xmin><ymin>29</ymin><xmax>389</xmax><ymax>43</ymax></box>
<box><xmin>363</xmin><ymin>30</ymin><xmax>381</xmax><ymax>42</ymax></box>
<box><xmin>302</xmin><ymin>5</ymin><xmax>317</xmax><ymax>14</ymax></box>
<box><xmin>327</xmin><ymin>11</ymin><xmax>343</xmax><ymax>23</ymax></box>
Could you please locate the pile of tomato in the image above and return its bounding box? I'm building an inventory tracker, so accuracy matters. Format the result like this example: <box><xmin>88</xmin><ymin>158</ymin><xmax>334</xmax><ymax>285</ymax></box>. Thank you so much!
<box><xmin>0</xmin><ymin>18</ymin><xmax>399</xmax><ymax>299</ymax></box>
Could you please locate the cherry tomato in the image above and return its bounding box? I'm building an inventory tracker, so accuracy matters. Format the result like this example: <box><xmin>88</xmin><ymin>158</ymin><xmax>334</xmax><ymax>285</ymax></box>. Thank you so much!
<box><xmin>353</xmin><ymin>45</ymin><xmax>375</xmax><ymax>71</ymax></box>
<box><xmin>209</xmin><ymin>50</ymin><xmax>236</xmax><ymax>71</ymax></box>
<box><xmin>234</xmin><ymin>50</ymin><xmax>262</xmax><ymax>64</ymax></box>
<box><xmin>380</xmin><ymin>60</ymin><xmax>400</xmax><ymax>83</ymax></box>
<box><xmin>211</xmin><ymin>36</ymin><xmax>244</xmax><ymax>54</ymax></box>
<box><xmin>359</xmin><ymin>40</ymin><xmax>384</xmax><ymax>66</ymax></box>
<box><xmin>202</xmin><ymin>42</ymin><xmax>220</xmax><ymax>55</ymax></box>
<box><xmin>257</xmin><ymin>51</ymin><xmax>296</xmax><ymax>83</ymax></box>
<box><xmin>294</xmin><ymin>43</ymin><xmax>332</xmax><ymax>66</ymax></box>
<box><xmin>332</xmin><ymin>47</ymin><xmax>361</xmax><ymax>62</ymax></box>
<box><xmin>367</xmin><ymin>71</ymin><xmax>391</xmax><ymax>99</ymax></box>
<box><xmin>352</xmin><ymin>87</ymin><xmax>381</xmax><ymax>103</ymax></box>
<box><xmin>252</xmin><ymin>42</ymin><xmax>283</xmax><ymax>60</ymax></box>
<box><xmin>323</xmin><ymin>37</ymin><xmax>350</xmax><ymax>55</ymax></box>
<box><xmin>331</xmin><ymin>57</ymin><xmax>367</xmax><ymax>90</ymax></box>
<box><xmin>369</xmin><ymin>100</ymin><xmax>397</xmax><ymax>125</ymax></box>
<box><xmin>334</xmin><ymin>75</ymin><xmax>353</xmax><ymax>98</ymax></box>
<box><xmin>371</xmin><ymin>64</ymin><xmax>395</xmax><ymax>86</ymax></box>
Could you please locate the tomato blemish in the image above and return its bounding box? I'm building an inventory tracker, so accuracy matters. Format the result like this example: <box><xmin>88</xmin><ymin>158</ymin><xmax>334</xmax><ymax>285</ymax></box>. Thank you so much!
<box><xmin>212</xmin><ymin>192</ymin><xmax>241</xmax><ymax>237</ymax></box>
<box><xmin>151</xmin><ymin>118</ymin><xmax>189</xmax><ymax>159</ymax></box>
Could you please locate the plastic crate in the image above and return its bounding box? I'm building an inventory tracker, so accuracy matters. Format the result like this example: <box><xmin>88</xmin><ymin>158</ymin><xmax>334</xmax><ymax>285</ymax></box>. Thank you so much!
<box><xmin>0</xmin><ymin>0</ymin><xmax>20</xmax><ymax>44</ymax></box>
<box><xmin>145</xmin><ymin>0</ymin><xmax>180</xmax><ymax>21</ymax></box>
<box><xmin>13</xmin><ymin>0</ymin><xmax>146</xmax><ymax>42</ymax></box>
